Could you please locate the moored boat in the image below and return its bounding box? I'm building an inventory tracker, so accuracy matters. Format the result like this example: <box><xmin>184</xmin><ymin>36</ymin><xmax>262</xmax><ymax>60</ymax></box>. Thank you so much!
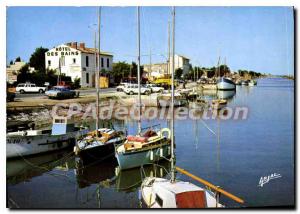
<box><xmin>115</xmin><ymin>127</ymin><xmax>171</xmax><ymax>170</ymax></box>
<box><xmin>141</xmin><ymin>177</ymin><xmax>223</xmax><ymax>208</ymax></box>
<box><xmin>7</xmin><ymin>117</ymin><xmax>88</xmax><ymax>159</ymax></box>
<box><xmin>216</xmin><ymin>77</ymin><xmax>236</xmax><ymax>90</ymax></box>
<box><xmin>74</xmin><ymin>128</ymin><xmax>125</xmax><ymax>160</ymax></box>
<box><xmin>158</xmin><ymin>92</ymin><xmax>187</xmax><ymax>107</ymax></box>
<box><xmin>248</xmin><ymin>80</ymin><xmax>257</xmax><ymax>86</ymax></box>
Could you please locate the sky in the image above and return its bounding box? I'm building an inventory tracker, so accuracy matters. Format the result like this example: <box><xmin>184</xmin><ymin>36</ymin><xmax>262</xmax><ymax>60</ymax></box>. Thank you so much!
<box><xmin>7</xmin><ymin>6</ymin><xmax>294</xmax><ymax>75</ymax></box>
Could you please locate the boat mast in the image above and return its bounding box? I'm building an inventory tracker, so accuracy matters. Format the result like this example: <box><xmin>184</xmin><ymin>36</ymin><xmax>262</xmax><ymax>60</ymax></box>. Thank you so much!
<box><xmin>95</xmin><ymin>7</ymin><xmax>101</xmax><ymax>136</ymax></box>
<box><xmin>137</xmin><ymin>7</ymin><xmax>142</xmax><ymax>135</ymax></box>
<box><xmin>217</xmin><ymin>56</ymin><xmax>220</xmax><ymax>78</ymax></box>
<box><xmin>170</xmin><ymin>6</ymin><xmax>176</xmax><ymax>183</ymax></box>
<box><xmin>167</xmin><ymin>20</ymin><xmax>170</xmax><ymax>78</ymax></box>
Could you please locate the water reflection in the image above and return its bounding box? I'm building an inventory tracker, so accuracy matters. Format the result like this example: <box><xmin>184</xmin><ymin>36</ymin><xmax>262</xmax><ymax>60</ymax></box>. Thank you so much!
<box><xmin>75</xmin><ymin>158</ymin><xmax>117</xmax><ymax>189</ymax></box>
<box><xmin>115</xmin><ymin>160</ymin><xmax>171</xmax><ymax>193</ymax></box>
<box><xmin>7</xmin><ymin>149</ymin><xmax>73</xmax><ymax>185</ymax></box>
<box><xmin>217</xmin><ymin>90</ymin><xmax>236</xmax><ymax>100</ymax></box>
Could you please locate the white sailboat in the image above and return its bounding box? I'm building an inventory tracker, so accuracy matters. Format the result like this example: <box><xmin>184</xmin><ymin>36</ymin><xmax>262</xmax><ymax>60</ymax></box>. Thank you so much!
<box><xmin>140</xmin><ymin>7</ymin><xmax>243</xmax><ymax>208</ymax></box>
<box><xmin>74</xmin><ymin>7</ymin><xmax>125</xmax><ymax>160</ymax></box>
<box><xmin>115</xmin><ymin>7</ymin><xmax>171</xmax><ymax>170</ymax></box>
<box><xmin>216</xmin><ymin>58</ymin><xmax>236</xmax><ymax>91</ymax></box>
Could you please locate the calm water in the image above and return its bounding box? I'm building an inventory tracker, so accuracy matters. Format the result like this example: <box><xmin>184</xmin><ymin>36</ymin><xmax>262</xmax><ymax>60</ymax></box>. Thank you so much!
<box><xmin>7</xmin><ymin>78</ymin><xmax>294</xmax><ymax>208</ymax></box>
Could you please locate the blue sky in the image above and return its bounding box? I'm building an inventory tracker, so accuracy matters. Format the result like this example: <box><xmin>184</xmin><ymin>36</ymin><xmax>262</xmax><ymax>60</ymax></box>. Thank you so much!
<box><xmin>7</xmin><ymin>6</ymin><xmax>294</xmax><ymax>75</ymax></box>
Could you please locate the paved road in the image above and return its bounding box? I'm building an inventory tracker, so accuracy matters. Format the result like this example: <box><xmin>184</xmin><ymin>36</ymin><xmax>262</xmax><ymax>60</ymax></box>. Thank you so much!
<box><xmin>15</xmin><ymin>87</ymin><xmax>117</xmax><ymax>98</ymax></box>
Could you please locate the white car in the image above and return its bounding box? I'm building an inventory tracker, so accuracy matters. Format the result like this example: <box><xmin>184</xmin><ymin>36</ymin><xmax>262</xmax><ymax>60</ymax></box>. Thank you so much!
<box><xmin>16</xmin><ymin>83</ymin><xmax>46</xmax><ymax>94</ymax></box>
<box><xmin>146</xmin><ymin>84</ymin><xmax>164</xmax><ymax>93</ymax></box>
<box><xmin>123</xmin><ymin>84</ymin><xmax>151</xmax><ymax>95</ymax></box>
<box><xmin>116</xmin><ymin>82</ymin><xmax>129</xmax><ymax>92</ymax></box>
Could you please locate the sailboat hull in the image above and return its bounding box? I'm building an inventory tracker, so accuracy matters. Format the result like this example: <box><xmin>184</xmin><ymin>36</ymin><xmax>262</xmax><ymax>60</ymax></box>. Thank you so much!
<box><xmin>116</xmin><ymin>144</ymin><xmax>171</xmax><ymax>170</ymax></box>
<box><xmin>217</xmin><ymin>78</ymin><xmax>236</xmax><ymax>90</ymax></box>
<box><xmin>75</xmin><ymin>137</ymin><xmax>125</xmax><ymax>161</ymax></box>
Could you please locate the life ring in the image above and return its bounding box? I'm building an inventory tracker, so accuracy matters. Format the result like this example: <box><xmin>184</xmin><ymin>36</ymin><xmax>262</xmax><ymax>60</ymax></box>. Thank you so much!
<box><xmin>160</xmin><ymin>128</ymin><xmax>171</xmax><ymax>139</ymax></box>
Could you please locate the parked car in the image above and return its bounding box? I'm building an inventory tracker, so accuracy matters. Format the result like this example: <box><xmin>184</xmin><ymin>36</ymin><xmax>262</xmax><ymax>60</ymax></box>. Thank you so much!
<box><xmin>16</xmin><ymin>83</ymin><xmax>46</xmax><ymax>94</ymax></box>
<box><xmin>45</xmin><ymin>86</ymin><xmax>79</xmax><ymax>99</ymax></box>
<box><xmin>123</xmin><ymin>84</ymin><xmax>151</xmax><ymax>95</ymax></box>
<box><xmin>145</xmin><ymin>84</ymin><xmax>164</xmax><ymax>93</ymax></box>
<box><xmin>116</xmin><ymin>82</ymin><xmax>129</xmax><ymax>92</ymax></box>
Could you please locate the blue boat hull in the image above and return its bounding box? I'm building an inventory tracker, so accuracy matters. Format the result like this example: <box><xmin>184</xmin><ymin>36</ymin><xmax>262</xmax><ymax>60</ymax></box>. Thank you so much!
<box><xmin>217</xmin><ymin>78</ymin><xmax>236</xmax><ymax>90</ymax></box>
<box><xmin>116</xmin><ymin>144</ymin><xmax>171</xmax><ymax>170</ymax></box>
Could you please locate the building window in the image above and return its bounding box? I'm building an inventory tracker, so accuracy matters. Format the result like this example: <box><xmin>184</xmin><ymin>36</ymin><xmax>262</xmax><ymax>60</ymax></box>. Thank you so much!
<box><xmin>107</xmin><ymin>58</ymin><xmax>109</xmax><ymax>67</ymax></box>
<box><xmin>86</xmin><ymin>56</ymin><xmax>89</xmax><ymax>67</ymax></box>
<box><xmin>48</xmin><ymin>60</ymin><xmax>51</xmax><ymax>66</ymax></box>
<box><xmin>101</xmin><ymin>57</ymin><xmax>104</xmax><ymax>68</ymax></box>
<box><xmin>86</xmin><ymin>73</ymin><xmax>89</xmax><ymax>84</ymax></box>
<box><xmin>73</xmin><ymin>58</ymin><xmax>76</xmax><ymax>64</ymax></box>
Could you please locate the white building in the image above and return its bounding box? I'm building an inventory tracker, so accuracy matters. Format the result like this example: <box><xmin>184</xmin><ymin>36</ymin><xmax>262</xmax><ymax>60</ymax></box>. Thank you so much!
<box><xmin>6</xmin><ymin>61</ymin><xmax>26</xmax><ymax>83</ymax></box>
<box><xmin>143</xmin><ymin>54</ymin><xmax>190</xmax><ymax>79</ymax></box>
<box><xmin>45</xmin><ymin>42</ymin><xmax>113</xmax><ymax>87</ymax></box>
<box><xmin>169</xmin><ymin>54</ymin><xmax>190</xmax><ymax>75</ymax></box>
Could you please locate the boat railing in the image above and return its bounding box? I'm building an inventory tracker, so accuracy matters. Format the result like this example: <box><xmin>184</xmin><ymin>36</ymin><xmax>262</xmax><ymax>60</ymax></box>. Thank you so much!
<box><xmin>141</xmin><ymin>124</ymin><xmax>161</xmax><ymax>132</ymax></box>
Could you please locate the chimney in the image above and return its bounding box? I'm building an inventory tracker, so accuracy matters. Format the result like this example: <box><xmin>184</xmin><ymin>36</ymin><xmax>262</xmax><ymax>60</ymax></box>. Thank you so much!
<box><xmin>71</xmin><ymin>42</ymin><xmax>77</xmax><ymax>49</ymax></box>
<box><xmin>79</xmin><ymin>42</ymin><xmax>85</xmax><ymax>49</ymax></box>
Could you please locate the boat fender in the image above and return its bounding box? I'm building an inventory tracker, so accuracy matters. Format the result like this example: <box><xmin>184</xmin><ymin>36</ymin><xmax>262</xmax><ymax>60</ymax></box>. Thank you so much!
<box><xmin>160</xmin><ymin>148</ymin><xmax>163</xmax><ymax>157</ymax></box>
<box><xmin>74</xmin><ymin>145</ymin><xmax>80</xmax><ymax>155</ymax></box>
<box><xmin>150</xmin><ymin>150</ymin><xmax>153</xmax><ymax>161</ymax></box>
<box><xmin>160</xmin><ymin>128</ymin><xmax>171</xmax><ymax>139</ymax></box>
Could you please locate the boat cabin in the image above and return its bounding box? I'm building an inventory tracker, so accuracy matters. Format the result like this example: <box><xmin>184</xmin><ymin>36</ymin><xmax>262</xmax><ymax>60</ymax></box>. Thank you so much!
<box><xmin>51</xmin><ymin>117</ymin><xmax>76</xmax><ymax>135</ymax></box>
<box><xmin>144</xmin><ymin>178</ymin><xmax>222</xmax><ymax>208</ymax></box>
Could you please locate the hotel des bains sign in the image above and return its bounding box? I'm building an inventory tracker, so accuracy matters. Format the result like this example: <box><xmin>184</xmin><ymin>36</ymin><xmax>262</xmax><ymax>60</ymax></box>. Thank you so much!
<box><xmin>46</xmin><ymin>46</ymin><xmax>79</xmax><ymax>57</ymax></box>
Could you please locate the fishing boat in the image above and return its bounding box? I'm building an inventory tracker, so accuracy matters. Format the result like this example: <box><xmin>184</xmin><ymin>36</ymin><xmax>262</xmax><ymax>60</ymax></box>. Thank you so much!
<box><xmin>241</xmin><ymin>80</ymin><xmax>249</xmax><ymax>86</ymax></box>
<box><xmin>74</xmin><ymin>7</ymin><xmax>125</xmax><ymax>160</ymax></box>
<box><xmin>140</xmin><ymin>8</ymin><xmax>244</xmax><ymax>208</ymax></box>
<box><xmin>157</xmin><ymin>92</ymin><xmax>187</xmax><ymax>107</ymax></box>
<box><xmin>74</xmin><ymin>128</ymin><xmax>125</xmax><ymax>160</ymax></box>
<box><xmin>217</xmin><ymin>77</ymin><xmax>236</xmax><ymax>90</ymax></box>
<box><xmin>7</xmin><ymin>116</ymin><xmax>88</xmax><ymax>159</ymax></box>
<box><xmin>115</xmin><ymin>126</ymin><xmax>171</xmax><ymax>170</ymax></box>
<box><xmin>115</xmin><ymin>7</ymin><xmax>171</xmax><ymax>171</ymax></box>
<box><xmin>189</xmin><ymin>97</ymin><xmax>209</xmax><ymax>109</ymax></box>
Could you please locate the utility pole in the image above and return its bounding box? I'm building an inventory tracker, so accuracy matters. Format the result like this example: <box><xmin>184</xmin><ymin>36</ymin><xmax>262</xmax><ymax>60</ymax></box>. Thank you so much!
<box><xmin>167</xmin><ymin>20</ymin><xmax>170</xmax><ymax>78</ymax></box>
<box><xmin>171</xmin><ymin>6</ymin><xmax>176</xmax><ymax>183</ymax></box>
<box><xmin>149</xmin><ymin>48</ymin><xmax>152</xmax><ymax>76</ymax></box>
<box><xmin>95</xmin><ymin>7</ymin><xmax>101</xmax><ymax>135</ymax></box>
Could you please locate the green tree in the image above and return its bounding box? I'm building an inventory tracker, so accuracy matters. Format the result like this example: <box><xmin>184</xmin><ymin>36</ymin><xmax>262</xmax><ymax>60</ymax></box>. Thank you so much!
<box><xmin>175</xmin><ymin>68</ymin><xmax>183</xmax><ymax>79</ymax></box>
<box><xmin>111</xmin><ymin>61</ymin><xmax>131</xmax><ymax>84</ymax></box>
<box><xmin>206</xmin><ymin>69</ymin><xmax>215</xmax><ymax>78</ymax></box>
<box><xmin>29</xmin><ymin>47</ymin><xmax>49</xmax><ymax>73</ymax></box>
<box><xmin>17</xmin><ymin>64</ymin><xmax>30</xmax><ymax>83</ymax></box>
<box><xmin>73</xmin><ymin>78</ymin><xmax>81</xmax><ymax>89</ymax></box>
<box><xmin>9</xmin><ymin>60</ymin><xmax>13</xmax><ymax>65</ymax></box>
<box><xmin>131</xmin><ymin>62</ymin><xmax>144</xmax><ymax>77</ymax></box>
<box><xmin>15</xmin><ymin>56</ymin><xmax>21</xmax><ymax>62</ymax></box>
